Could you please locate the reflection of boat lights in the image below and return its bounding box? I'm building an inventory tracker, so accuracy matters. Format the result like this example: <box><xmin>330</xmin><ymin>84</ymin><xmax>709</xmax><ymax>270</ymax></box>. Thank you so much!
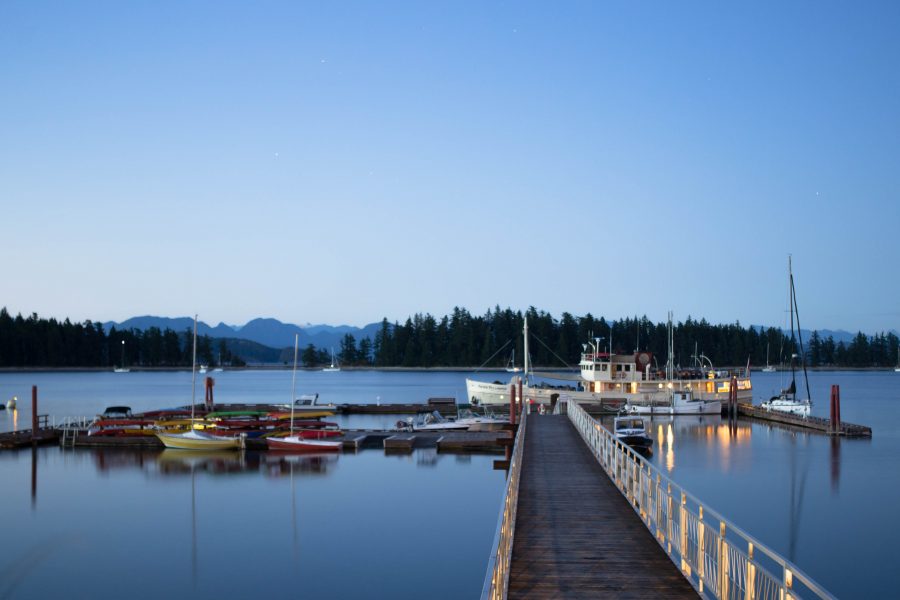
<box><xmin>12</xmin><ymin>409</ymin><xmax>17</xmax><ymax>431</ymax></box>
<box><xmin>657</xmin><ymin>425</ymin><xmax>664</xmax><ymax>447</ymax></box>
<box><xmin>666</xmin><ymin>424</ymin><xmax>674</xmax><ymax>472</ymax></box>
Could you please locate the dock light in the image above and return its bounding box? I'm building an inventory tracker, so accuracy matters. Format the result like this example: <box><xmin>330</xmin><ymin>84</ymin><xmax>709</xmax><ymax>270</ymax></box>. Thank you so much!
<box><xmin>667</xmin><ymin>382</ymin><xmax>673</xmax><ymax>389</ymax></box>
<box><xmin>658</xmin><ymin>383</ymin><xmax>663</xmax><ymax>389</ymax></box>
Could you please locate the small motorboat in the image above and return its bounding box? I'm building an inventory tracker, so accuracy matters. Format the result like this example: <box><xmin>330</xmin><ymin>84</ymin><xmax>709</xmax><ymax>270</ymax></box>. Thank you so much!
<box><xmin>613</xmin><ymin>416</ymin><xmax>653</xmax><ymax>450</ymax></box>
<box><xmin>453</xmin><ymin>408</ymin><xmax>508</xmax><ymax>431</ymax></box>
<box><xmin>398</xmin><ymin>411</ymin><xmax>470</xmax><ymax>432</ymax></box>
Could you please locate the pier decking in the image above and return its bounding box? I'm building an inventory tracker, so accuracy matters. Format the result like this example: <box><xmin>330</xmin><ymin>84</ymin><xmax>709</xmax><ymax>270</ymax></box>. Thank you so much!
<box><xmin>507</xmin><ymin>415</ymin><xmax>696</xmax><ymax>598</ymax></box>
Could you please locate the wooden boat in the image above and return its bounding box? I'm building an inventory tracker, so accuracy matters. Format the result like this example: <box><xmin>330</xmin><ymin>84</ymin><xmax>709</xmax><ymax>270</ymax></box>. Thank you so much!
<box><xmin>156</xmin><ymin>429</ymin><xmax>243</xmax><ymax>450</ymax></box>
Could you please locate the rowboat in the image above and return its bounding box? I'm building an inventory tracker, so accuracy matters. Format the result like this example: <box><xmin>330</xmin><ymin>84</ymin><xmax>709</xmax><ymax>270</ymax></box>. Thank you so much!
<box><xmin>156</xmin><ymin>429</ymin><xmax>243</xmax><ymax>450</ymax></box>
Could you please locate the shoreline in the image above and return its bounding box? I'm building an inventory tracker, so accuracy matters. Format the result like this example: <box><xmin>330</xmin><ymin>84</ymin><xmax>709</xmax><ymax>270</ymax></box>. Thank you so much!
<box><xmin>0</xmin><ymin>366</ymin><xmax>896</xmax><ymax>374</ymax></box>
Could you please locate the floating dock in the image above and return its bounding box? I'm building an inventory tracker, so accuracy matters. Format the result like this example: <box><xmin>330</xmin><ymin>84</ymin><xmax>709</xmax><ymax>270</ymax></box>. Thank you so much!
<box><xmin>57</xmin><ymin>428</ymin><xmax>511</xmax><ymax>454</ymax></box>
<box><xmin>738</xmin><ymin>403</ymin><xmax>872</xmax><ymax>437</ymax></box>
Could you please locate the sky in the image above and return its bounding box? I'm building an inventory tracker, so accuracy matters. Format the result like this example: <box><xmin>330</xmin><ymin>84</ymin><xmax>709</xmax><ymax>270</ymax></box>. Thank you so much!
<box><xmin>2</xmin><ymin>1</ymin><xmax>899</xmax><ymax>332</ymax></box>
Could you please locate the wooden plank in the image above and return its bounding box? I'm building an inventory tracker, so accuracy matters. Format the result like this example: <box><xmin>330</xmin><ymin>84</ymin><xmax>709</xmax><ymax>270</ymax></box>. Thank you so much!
<box><xmin>383</xmin><ymin>434</ymin><xmax>416</xmax><ymax>453</ymax></box>
<box><xmin>508</xmin><ymin>415</ymin><xmax>697</xmax><ymax>599</ymax></box>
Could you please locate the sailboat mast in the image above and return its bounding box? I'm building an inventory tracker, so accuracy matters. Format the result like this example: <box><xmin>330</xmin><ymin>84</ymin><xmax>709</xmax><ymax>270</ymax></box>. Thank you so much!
<box><xmin>523</xmin><ymin>317</ymin><xmax>529</xmax><ymax>383</ymax></box>
<box><xmin>191</xmin><ymin>314</ymin><xmax>198</xmax><ymax>423</ymax></box>
<box><xmin>290</xmin><ymin>334</ymin><xmax>298</xmax><ymax>434</ymax></box>
<box><xmin>788</xmin><ymin>256</ymin><xmax>796</xmax><ymax>395</ymax></box>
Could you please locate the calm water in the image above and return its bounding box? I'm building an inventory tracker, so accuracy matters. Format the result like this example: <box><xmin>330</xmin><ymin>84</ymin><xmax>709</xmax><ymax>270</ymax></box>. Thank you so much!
<box><xmin>1</xmin><ymin>370</ymin><xmax>898</xmax><ymax>598</ymax></box>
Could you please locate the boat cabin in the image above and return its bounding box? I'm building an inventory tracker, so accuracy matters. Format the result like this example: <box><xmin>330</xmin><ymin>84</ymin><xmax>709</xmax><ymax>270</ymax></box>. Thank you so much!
<box><xmin>101</xmin><ymin>406</ymin><xmax>133</xmax><ymax>419</ymax></box>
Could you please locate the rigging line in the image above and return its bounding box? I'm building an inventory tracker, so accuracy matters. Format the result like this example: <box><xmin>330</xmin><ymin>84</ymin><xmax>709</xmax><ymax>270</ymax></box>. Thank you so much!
<box><xmin>472</xmin><ymin>338</ymin><xmax>513</xmax><ymax>373</ymax></box>
<box><xmin>530</xmin><ymin>333</ymin><xmax>576</xmax><ymax>370</ymax></box>
<box><xmin>791</xmin><ymin>272</ymin><xmax>813</xmax><ymax>403</ymax></box>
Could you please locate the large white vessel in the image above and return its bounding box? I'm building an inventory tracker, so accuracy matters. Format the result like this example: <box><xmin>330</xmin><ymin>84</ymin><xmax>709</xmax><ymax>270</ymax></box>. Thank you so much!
<box><xmin>465</xmin><ymin>317</ymin><xmax>752</xmax><ymax>409</ymax></box>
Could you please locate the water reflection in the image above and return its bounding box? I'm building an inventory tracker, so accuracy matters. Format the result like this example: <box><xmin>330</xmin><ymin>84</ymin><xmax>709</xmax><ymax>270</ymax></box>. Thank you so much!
<box><xmin>830</xmin><ymin>437</ymin><xmax>841</xmax><ymax>494</ymax></box>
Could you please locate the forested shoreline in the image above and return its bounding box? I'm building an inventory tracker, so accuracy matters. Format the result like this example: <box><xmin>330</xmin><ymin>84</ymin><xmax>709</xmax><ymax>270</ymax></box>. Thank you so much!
<box><xmin>1</xmin><ymin>307</ymin><xmax>898</xmax><ymax>369</ymax></box>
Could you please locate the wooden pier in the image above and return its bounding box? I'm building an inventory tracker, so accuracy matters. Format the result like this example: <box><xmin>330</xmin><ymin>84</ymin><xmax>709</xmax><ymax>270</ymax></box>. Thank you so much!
<box><xmin>738</xmin><ymin>403</ymin><xmax>872</xmax><ymax>437</ymax></box>
<box><xmin>0</xmin><ymin>428</ymin><xmax>60</xmax><ymax>449</ymax></box>
<box><xmin>507</xmin><ymin>415</ymin><xmax>696</xmax><ymax>598</ymax></box>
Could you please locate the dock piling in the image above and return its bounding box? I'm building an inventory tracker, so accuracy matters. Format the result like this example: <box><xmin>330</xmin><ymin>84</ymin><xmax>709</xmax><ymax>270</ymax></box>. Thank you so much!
<box><xmin>31</xmin><ymin>386</ymin><xmax>38</xmax><ymax>444</ymax></box>
<box><xmin>830</xmin><ymin>385</ymin><xmax>841</xmax><ymax>434</ymax></box>
<box><xmin>509</xmin><ymin>384</ymin><xmax>516</xmax><ymax>426</ymax></box>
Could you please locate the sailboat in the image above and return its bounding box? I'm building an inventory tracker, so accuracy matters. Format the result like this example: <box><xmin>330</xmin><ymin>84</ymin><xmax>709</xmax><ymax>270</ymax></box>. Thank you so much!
<box><xmin>505</xmin><ymin>349</ymin><xmax>521</xmax><ymax>373</ymax></box>
<box><xmin>322</xmin><ymin>348</ymin><xmax>340</xmax><ymax>372</ymax></box>
<box><xmin>156</xmin><ymin>315</ymin><xmax>243</xmax><ymax>450</ymax></box>
<box><xmin>113</xmin><ymin>340</ymin><xmax>130</xmax><ymax>373</ymax></box>
<box><xmin>761</xmin><ymin>257</ymin><xmax>812</xmax><ymax>416</ymax></box>
<box><xmin>269</xmin><ymin>335</ymin><xmax>342</xmax><ymax>452</ymax></box>
<box><xmin>762</xmin><ymin>342</ymin><xmax>776</xmax><ymax>372</ymax></box>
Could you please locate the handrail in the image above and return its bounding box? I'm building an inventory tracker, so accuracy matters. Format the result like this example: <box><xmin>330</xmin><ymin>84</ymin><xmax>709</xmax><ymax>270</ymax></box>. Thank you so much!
<box><xmin>564</xmin><ymin>400</ymin><xmax>835</xmax><ymax>600</ymax></box>
<box><xmin>480</xmin><ymin>406</ymin><xmax>527</xmax><ymax>600</ymax></box>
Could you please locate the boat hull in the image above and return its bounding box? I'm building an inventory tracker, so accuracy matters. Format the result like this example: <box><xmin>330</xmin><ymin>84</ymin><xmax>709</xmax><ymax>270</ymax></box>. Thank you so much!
<box><xmin>266</xmin><ymin>436</ymin><xmax>342</xmax><ymax>452</ymax></box>
<box><xmin>760</xmin><ymin>399</ymin><xmax>811</xmax><ymax>417</ymax></box>
<box><xmin>466</xmin><ymin>377</ymin><xmax>751</xmax><ymax>408</ymax></box>
<box><xmin>156</xmin><ymin>431</ymin><xmax>242</xmax><ymax>450</ymax></box>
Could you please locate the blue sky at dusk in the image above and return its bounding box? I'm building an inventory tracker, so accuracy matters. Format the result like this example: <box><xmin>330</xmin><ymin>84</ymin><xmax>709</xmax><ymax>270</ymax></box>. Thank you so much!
<box><xmin>2</xmin><ymin>1</ymin><xmax>898</xmax><ymax>332</ymax></box>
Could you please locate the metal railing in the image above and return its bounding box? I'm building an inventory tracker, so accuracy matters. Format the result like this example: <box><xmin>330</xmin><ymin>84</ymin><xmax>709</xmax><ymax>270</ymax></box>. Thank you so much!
<box><xmin>480</xmin><ymin>407</ymin><xmax>527</xmax><ymax>600</ymax></box>
<box><xmin>564</xmin><ymin>400</ymin><xmax>834</xmax><ymax>600</ymax></box>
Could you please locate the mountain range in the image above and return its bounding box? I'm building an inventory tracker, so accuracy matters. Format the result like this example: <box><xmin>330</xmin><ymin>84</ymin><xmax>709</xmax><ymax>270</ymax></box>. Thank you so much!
<box><xmin>103</xmin><ymin>317</ymin><xmax>883</xmax><ymax>352</ymax></box>
<box><xmin>103</xmin><ymin>316</ymin><xmax>381</xmax><ymax>350</ymax></box>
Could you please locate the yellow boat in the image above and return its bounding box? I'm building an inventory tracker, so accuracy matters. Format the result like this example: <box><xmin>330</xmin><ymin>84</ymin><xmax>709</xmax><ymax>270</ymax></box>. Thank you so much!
<box><xmin>156</xmin><ymin>430</ymin><xmax>243</xmax><ymax>450</ymax></box>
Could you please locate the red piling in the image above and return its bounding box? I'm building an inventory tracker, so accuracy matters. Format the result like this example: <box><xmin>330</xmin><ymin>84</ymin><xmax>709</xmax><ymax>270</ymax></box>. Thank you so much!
<box><xmin>509</xmin><ymin>384</ymin><xmax>517</xmax><ymax>426</ymax></box>
<box><xmin>830</xmin><ymin>385</ymin><xmax>841</xmax><ymax>433</ymax></box>
<box><xmin>205</xmin><ymin>377</ymin><xmax>215</xmax><ymax>411</ymax></box>
<box><xmin>31</xmin><ymin>385</ymin><xmax>38</xmax><ymax>442</ymax></box>
<box><xmin>729</xmin><ymin>376</ymin><xmax>738</xmax><ymax>417</ymax></box>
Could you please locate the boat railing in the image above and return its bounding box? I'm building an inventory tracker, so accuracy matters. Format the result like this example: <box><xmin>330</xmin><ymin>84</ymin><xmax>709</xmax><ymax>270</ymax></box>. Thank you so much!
<box><xmin>480</xmin><ymin>407</ymin><xmax>527</xmax><ymax>600</ymax></box>
<box><xmin>563</xmin><ymin>399</ymin><xmax>834</xmax><ymax>600</ymax></box>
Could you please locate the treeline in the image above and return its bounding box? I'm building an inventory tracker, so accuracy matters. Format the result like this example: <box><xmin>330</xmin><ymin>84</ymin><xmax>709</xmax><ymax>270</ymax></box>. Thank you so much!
<box><xmin>314</xmin><ymin>306</ymin><xmax>900</xmax><ymax>370</ymax></box>
<box><xmin>2</xmin><ymin>306</ymin><xmax>898</xmax><ymax>370</ymax></box>
<box><xmin>0</xmin><ymin>309</ymin><xmax>244</xmax><ymax>367</ymax></box>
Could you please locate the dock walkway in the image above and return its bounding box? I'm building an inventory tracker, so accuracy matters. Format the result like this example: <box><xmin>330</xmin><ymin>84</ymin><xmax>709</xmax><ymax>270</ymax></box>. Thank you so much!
<box><xmin>508</xmin><ymin>415</ymin><xmax>696</xmax><ymax>599</ymax></box>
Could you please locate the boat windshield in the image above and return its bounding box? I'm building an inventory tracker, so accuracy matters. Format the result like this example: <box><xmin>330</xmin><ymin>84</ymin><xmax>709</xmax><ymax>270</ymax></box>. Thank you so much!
<box><xmin>616</xmin><ymin>419</ymin><xmax>644</xmax><ymax>430</ymax></box>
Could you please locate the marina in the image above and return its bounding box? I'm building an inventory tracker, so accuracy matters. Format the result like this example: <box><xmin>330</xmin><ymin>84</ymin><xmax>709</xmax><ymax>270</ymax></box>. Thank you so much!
<box><xmin>1</xmin><ymin>369</ymin><xmax>897</xmax><ymax>598</ymax></box>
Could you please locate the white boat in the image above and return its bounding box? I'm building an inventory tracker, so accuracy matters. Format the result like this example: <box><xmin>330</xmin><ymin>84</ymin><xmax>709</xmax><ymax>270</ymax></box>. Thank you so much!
<box><xmin>454</xmin><ymin>408</ymin><xmax>508</xmax><ymax>430</ymax></box>
<box><xmin>613</xmin><ymin>416</ymin><xmax>652</xmax><ymax>449</ymax></box>
<box><xmin>466</xmin><ymin>317</ymin><xmax>751</xmax><ymax>409</ymax></box>
<box><xmin>399</xmin><ymin>410</ymin><xmax>470</xmax><ymax>432</ymax></box>
<box><xmin>627</xmin><ymin>390</ymin><xmax>721</xmax><ymax>415</ymax></box>
<box><xmin>6</xmin><ymin>396</ymin><xmax>17</xmax><ymax>410</ymax></box>
<box><xmin>198</xmin><ymin>365</ymin><xmax>208</xmax><ymax>374</ymax></box>
<box><xmin>505</xmin><ymin>349</ymin><xmax>521</xmax><ymax>373</ymax></box>
<box><xmin>291</xmin><ymin>393</ymin><xmax>337</xmax><ymax>415</ymax></box>
<box><xmin>760</xmin><ymin>257</ymin><xmax>812</xmax><ymax>417</ymax></box>
<box><xmin>114</xmin><ymin>340</ymin><xmax>130</xmax><ymax>372</ymax></box>
<box><xmin>762</xmin><ymin>342</ymin><xmax>776</xmax><ymax>372</ymax></box>
<box><xmin>322</xmin><ymin>348</ymin><xmax>340</xmax><ymax>372</ymax></box>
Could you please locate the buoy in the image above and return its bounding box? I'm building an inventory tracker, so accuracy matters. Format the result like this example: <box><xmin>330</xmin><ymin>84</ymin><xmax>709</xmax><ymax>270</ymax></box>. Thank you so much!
<box><xmin>6</xmin><ymin>396</ymin><xmax>17</xmax><ymax>410</ymax></box>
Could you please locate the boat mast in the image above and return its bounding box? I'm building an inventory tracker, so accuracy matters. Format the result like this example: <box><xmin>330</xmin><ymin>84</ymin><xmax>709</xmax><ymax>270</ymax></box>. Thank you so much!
<box><xmin>523</xmin><ymin>316</ymin><xmax>529</xmax><ymax>384</ymax></box>
<box><xmin>666</xmin><ymin>311</ymin><xmax>674</xmax><ymax>382</ymax></box>
<box><xmin>191</xmin><ymin>314</ymin><xmax>198</xmax><ymax>424</ymax></box>
<box><xmin>290</xmin><ymin>333</ymin><xmax>298</xmax><ymax>435</ymax></box>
